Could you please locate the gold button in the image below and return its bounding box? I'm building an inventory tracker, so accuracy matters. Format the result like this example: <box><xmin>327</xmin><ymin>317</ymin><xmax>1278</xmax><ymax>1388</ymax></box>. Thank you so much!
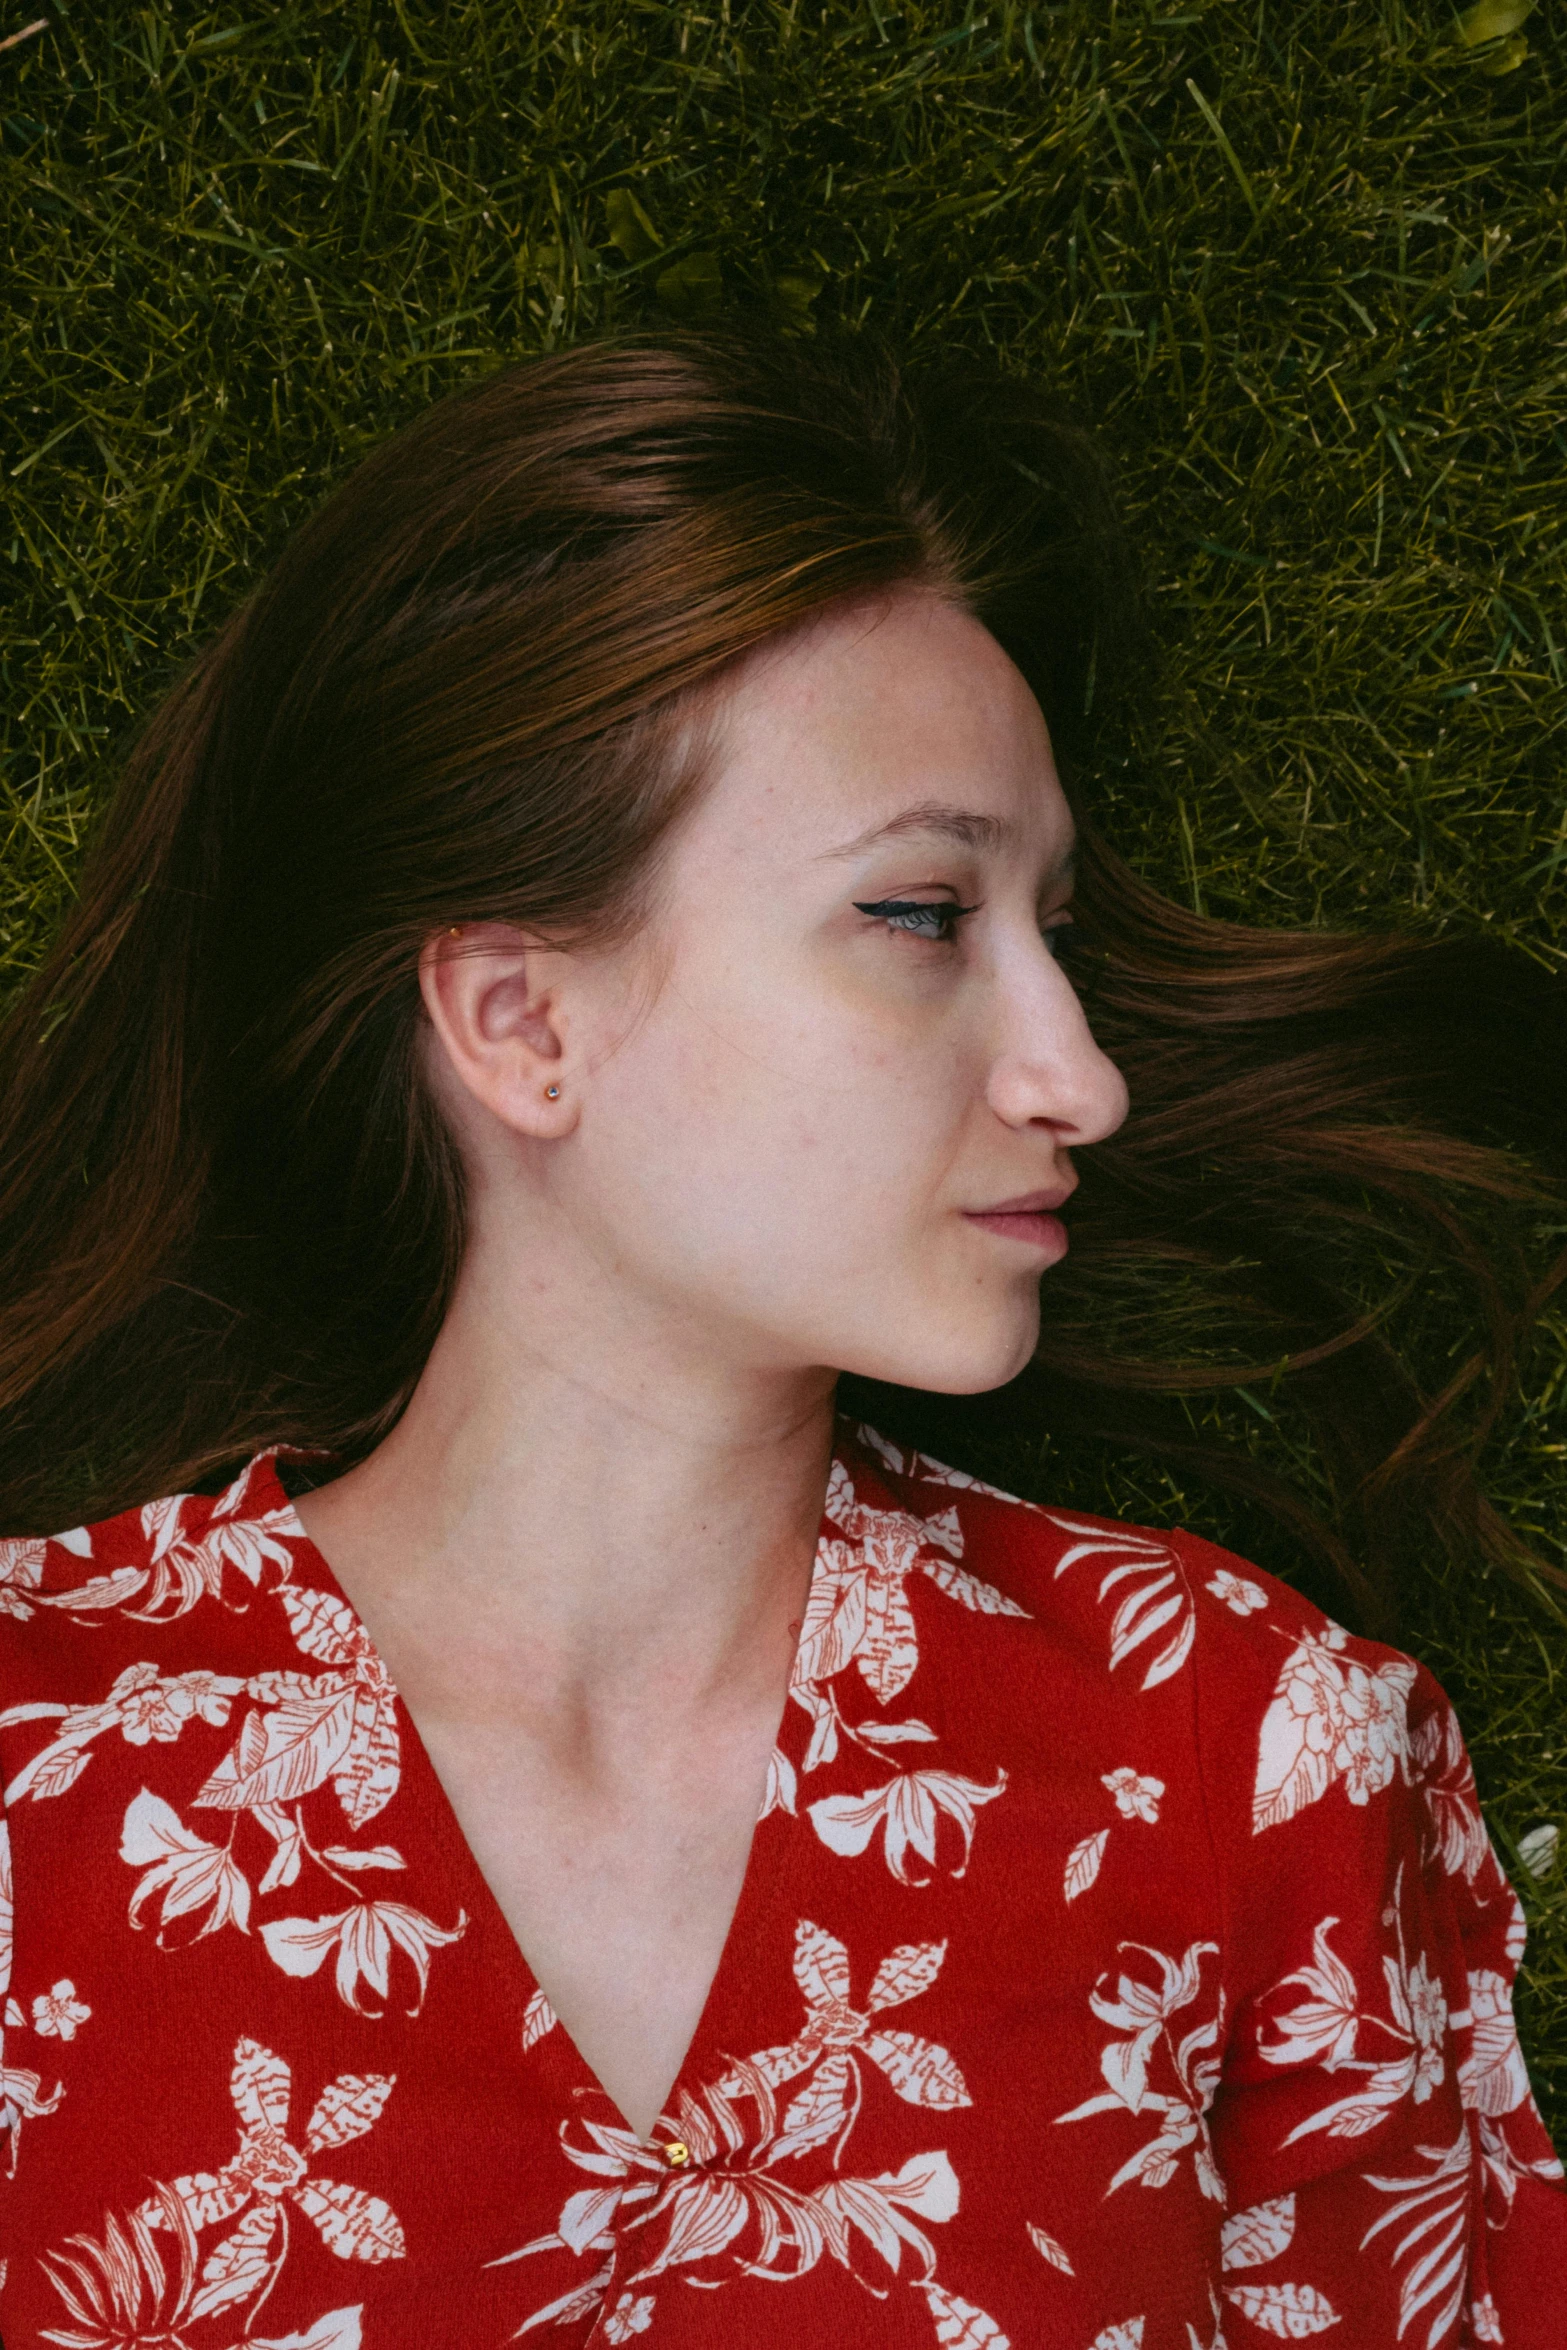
<box><xmin>662</xmin><ymin>2139</ymin><xmax>692</xmax><ymax>2169</ymax></box>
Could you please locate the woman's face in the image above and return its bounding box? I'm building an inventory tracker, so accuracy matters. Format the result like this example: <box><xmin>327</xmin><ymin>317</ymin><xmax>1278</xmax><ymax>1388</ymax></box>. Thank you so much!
<box><xmin>433</xmin><ymin>587</ymin><xmax>1130</xmax><ymax>1399</ymax></box>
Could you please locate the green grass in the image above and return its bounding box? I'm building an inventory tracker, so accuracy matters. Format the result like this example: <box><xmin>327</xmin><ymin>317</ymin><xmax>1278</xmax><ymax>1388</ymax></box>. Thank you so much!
<box><xmin>2</xmin><ymin>0</ymin><xmax>1564</xmax><ymax>2141</ymax></box>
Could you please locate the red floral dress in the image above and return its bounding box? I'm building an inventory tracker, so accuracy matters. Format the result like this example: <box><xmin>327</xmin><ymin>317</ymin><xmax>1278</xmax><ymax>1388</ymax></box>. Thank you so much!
<box><xmin>1</xmin><ymin>1417</ymin><xmax>1563</xmax><ymax>2350</ymax></box>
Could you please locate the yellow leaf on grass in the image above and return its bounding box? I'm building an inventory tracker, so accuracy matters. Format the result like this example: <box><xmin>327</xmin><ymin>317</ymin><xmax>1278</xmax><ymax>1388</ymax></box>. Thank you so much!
<box><xmin>1453</xmin><ymin>0</ymin><xmax>1532</xmax><ymax>46</ymax></box>
<box><xmin>603</xmin><ymin>187</ymin><xmax>660</xmax><ymax>264</ymax></box>
<box><xmin>656</xmin><ymin>251</ymin><xmax>723</xmax><ymax>314</ymax></box>
<box><xmin>1481</xmin><ymin>32</ymin><xmax>1529</xmax><ymax>74</ymax></box>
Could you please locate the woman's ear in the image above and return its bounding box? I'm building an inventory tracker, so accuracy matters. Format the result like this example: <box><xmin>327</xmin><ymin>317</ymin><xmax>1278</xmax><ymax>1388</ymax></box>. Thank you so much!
<box><xmin>417</xmin><ymin>925</ymin><xmax>578</xmax><ymax>1137</ymax></box>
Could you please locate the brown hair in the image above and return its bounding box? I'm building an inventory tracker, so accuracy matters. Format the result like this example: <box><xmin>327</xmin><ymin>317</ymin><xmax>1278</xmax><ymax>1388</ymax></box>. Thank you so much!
<box><xmin>0</xmin><ymin>327</ymin><xmax>1561</xmax><ymax>1638</ymax></box>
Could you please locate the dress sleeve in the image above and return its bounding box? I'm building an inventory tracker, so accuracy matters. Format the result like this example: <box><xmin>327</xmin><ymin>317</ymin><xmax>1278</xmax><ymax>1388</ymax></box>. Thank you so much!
<box><xmin>1185</xmin><ymin>1559</ymin><xmax>1567</xmax><ymax>2349</ymax></box>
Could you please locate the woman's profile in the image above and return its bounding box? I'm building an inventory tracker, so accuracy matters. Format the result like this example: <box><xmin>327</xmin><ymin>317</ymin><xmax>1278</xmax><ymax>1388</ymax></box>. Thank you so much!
<box><xmin>0</xmin><ymin>330</ymin><xmax>1562</xmax><ymax>2346</ymax></box>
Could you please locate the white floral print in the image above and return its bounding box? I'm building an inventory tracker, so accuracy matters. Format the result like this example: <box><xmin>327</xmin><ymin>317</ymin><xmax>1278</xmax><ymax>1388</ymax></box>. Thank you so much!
<box><xmin>139</xmin><ymin>2036</ymin><xmax>405</xmax><ymax>2323</ymax></box>
<box><xmin>1360</xmin><ymin>2126</ymin><xmax>1472</xmax><ymax>2346</ymax></box>
<box><xmin>5</xmin><ymin>1663</ymin><xmax>244</xmax><ymax>1805</ymax></box>
<box><xmin>0</xmin><ymin>1420</ymin><xmax>1560</xmax><ymax>2347</ymax></box>
<box><xmin>1064</xmin><ymin>1768</ymin><xmax>1164</xmax><ymax>1902</ymax></box>
<box><xmin>800</xmin><ymin>1461</ymin><xmax>1025</xmax><ymax>1709</ymax></box>
<box><xmin>523</xmin><ymin>1986</ymin><xmax>559</xmax><ymax>2052</ymax></box>
<box><xmin>195</xmin><ymin>1585</ymin><xmax>401</xmax><ymax>1831</ymax></box>
<box><xmin>499</xmin><ymin>1918</ymin><xmax>998</xmax><ymax>2339</ymax></box>
<box><xmin>36</xmin><ymin>2031</ymin><xmax>399</xmax><ymax>2348</ymax></box>
<box><xmin>602</xmin><ymin>2291</ymin><xmax>655</xmax><ymax>2340</ymax></box>
<box><xmin>0</xmin><ymin>2043</ymin><xmax>61</xmax><ymax>2175</ymax></box>
<box><xmin>0</xmin><ymin>1524</ymin><xmax>143</xmax><ymax>1623</ymax></box>
<box><xmin>1219</xmin><ymin>2195</ymin><xmax>1341</xmax><ymax>2337</ymax></box>
<box><xmin>1205</xmin><ymin>1570</ymin><xmax>1266</xmax><ymax>1616</ymax></box>
<box><xmin>1252</xmin><ymin>1631</ymin><xmax>1417</xmax><ymax>1835</ymax></box>
<box><xmin>1028</xmin><ymin>2219</ymin><xmax>1075</xmax><ymax>2274</ymax></box>
<box><xmin>122</xmin><ymin>1787</ymin><xmax>253</xmax><ymax>1944</ymax></box>
<box><xmin>0</xmin><ymin>1813</ymin><xmax>64</xmax><ymax>2173</ymax></box>
<box><xmin>1257</xmin><ymin>1878</ymin><xmax>1447</xmax><ymax>2143</ymax></box>
<box><xmin>1410</xmin><ymin>1703</ymin><xmax>1493</xmax><ymax>1885</ymax></box>
<box><xmin>1458</xmin><ymin>1967</ymin><xmax>1535</xmax><ymax>2119</ymax></box>
<box><xmin>1043</xmin><ymin>1518</ymin><xmax>1197</xmax><ymax>1689</ymax></box>
<box><xmin>1064</xmin><ymin>1829</ymin><xmax>1111</xmax><ymax>1903</ymax></box>
<box><xmin>808</xmin><ymin>1767</ymin><xmax>1006</xmax><ymax>1886</ymax></box>
<box><xmin>1055</xmin><ymin>1940</ymin><xmax>1226</xmax><ymax>2200</ymax></box>
<box><xmin>132</xmin><ymin>1465</ymin><xmax>299</xmax><ymax>1620</ymax></box>
<box><xmin>1212</xmin><ymin>1560</ymin><xmax>1268</xmax><ymax>1616</ymax></box>
<box><xmin>734</xmin><ymin>1921</ymin><xmax>970</xmax><ymax>2154</ymax></box>
<box><xmin>41</xmin><ymin>2183</ymin><xmax>368</xmax><ymax>2350</ymax></box>
<box><xmin>260</xmin><ymin>1898</ymin><xmax>465</xmax><ymax>2017</ymax></box>
<box><xmin>782</xmin><ymin>1456</ymin><xmax>1023</xmax><ymax>1900</ymax></box>
<box><xmin>1103</xmin><ymin>1769</ymin><xmax>1163</xmax><ymax>1824</ymax></box>
<box><xmin>30</xmin><ymin>1980</ymin><xmax>89</xmax><ymax>2041</ymax></box>
<box><xmin>0</xmin><ymin>1470</ymin><xmax>468</xmax><ymax>2023</ymax></box>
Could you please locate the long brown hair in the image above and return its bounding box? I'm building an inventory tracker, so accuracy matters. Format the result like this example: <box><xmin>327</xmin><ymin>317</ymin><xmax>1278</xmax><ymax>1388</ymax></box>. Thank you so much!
<box><xmin>0</xmin><ymin>328</ymin><xmax>1561</xmax><ymax>1639</ymax></box>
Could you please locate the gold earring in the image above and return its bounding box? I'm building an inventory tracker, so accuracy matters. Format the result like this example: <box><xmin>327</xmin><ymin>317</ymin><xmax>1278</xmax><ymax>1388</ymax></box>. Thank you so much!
<box><xmin>545</xmin><ymin>1084</ymin><xmax>560</xmax><ymax>1099</ymax></box>
<box><xmin>448</xmin><ymin>926</ymin><xmax>462</xmax><ymax>936</ymax></box>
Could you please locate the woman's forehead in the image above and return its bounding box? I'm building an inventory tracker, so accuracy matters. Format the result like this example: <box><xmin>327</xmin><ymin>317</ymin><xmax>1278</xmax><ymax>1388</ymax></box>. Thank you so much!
<box><xmin>695</xmin><ymin>595</ymin><xmax>1065</xmax><ymax>857</ymax></box>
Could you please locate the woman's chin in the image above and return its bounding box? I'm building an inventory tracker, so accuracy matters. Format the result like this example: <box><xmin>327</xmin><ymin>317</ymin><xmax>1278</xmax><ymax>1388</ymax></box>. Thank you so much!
<box><xmin>842</xmin><ymin>1303</ymin><xmax>1041</xmax><ymax>1399</ymax></box>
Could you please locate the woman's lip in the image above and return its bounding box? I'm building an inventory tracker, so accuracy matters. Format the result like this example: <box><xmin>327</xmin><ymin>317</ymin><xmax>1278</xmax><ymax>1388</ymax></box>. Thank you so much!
<box><xmin>963</xmin><ymin>1209</ymin><xmax>1069</xmax><ymax>1252</ymax></box>
<box><xmin>967</xmin><ymin>1186</ymin><xmax>1075</xmax><ymax>1214</ymax></box>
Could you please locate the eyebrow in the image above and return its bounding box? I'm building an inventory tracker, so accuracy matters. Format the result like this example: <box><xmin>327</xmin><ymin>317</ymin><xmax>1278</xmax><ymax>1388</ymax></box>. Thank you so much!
<box><xmin>817</xmin><ymin>799</ymin><xmax>1078</xmax><ymax>881</ymax></box>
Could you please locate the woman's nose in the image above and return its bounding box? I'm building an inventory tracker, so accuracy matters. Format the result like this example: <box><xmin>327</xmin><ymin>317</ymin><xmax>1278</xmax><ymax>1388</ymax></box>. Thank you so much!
<box><xmin>984</xmin><ymin>957</ymin><xmax>1131</xmax><ymax>1144</ymax></box>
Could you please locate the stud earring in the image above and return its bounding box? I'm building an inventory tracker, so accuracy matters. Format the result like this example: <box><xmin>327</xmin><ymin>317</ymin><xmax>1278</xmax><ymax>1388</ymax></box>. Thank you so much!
<box><xmin>545</xmin><ymin>1084</ymin><xmax>560</xmax><ymax>1099</ymax></box>
<box><xmin>448</xmin><ymin>925</ymin><xmax>462</xmax><ymax>936</ymax></box>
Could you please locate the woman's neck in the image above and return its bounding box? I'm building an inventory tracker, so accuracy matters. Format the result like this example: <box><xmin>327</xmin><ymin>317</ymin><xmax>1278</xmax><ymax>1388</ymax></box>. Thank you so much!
<box><xmin>287</xmin><ymin>1257</ymin><xmax>845</xmax><ymax>2137</ymax></box>
<box><xmin>290</xmin><ymin>1255</ymin><xmax>842</xmax><ymax>1749</ymax></box>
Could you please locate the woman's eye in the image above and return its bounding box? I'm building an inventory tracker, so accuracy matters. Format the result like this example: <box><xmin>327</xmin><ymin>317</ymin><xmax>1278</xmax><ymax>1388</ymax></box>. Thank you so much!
<box><xmin>852</xmin><ymin>897</ymin><xmax>979</xmax><ymax>943</ymax></box>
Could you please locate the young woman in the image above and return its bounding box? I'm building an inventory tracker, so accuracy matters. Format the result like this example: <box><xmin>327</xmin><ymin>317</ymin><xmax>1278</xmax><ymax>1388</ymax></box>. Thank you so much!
<box><xmin>0</xmin><ymin>332</ymin><xmax>1562</xmax><ymax>2350</ymax></box>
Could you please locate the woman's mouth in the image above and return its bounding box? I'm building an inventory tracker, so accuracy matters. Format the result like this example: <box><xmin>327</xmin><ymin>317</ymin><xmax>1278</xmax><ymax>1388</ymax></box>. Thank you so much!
<box><xmin>961</xmin><ymin>1186</ymin><xmax>1074</xmax><ymax>1254</ymax></box>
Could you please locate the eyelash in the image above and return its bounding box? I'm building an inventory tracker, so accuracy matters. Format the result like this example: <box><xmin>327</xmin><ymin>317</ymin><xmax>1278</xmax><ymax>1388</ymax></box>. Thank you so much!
<box><xmin>853</xmin><ymin>897</ymin><xmax>979</xmax><ymax>943</ymax></box>
<box><xmin>853</xmin><ymin>898</ymin><xmax>1078</xmax><ymax>957</ymax></box>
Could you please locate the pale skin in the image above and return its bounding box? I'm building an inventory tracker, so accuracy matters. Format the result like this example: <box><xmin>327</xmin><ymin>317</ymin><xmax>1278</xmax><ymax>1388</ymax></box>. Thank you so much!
<box><xmin>294</xmin><ymin>586</ymin><xmax>1130</xmax><ymax>2138</ymax></box>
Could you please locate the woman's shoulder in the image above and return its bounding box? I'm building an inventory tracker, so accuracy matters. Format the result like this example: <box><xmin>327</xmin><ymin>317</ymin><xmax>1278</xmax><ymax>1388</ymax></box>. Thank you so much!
<box><xmin>846</xmin><ymin>1415</ymin><xmax>1415</xmax><ymax>1664</ymax></box>
<box><xmin>0</xmin><ymin>1450</ymin><xmax>302</xmax><ymax>1699</ymax></box>
<box><xmin>845</xmin><ymin>1418</ymin><xmax>1458</xmax><ymax>1830</ymax></box>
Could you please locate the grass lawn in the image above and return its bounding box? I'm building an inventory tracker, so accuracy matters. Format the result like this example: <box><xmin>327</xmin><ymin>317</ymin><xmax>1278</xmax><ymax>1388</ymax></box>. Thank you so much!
<box><xmin>2</xmin><ymin>0</ymin><xmax>1563</xmax><ymax>2142</ymax></box>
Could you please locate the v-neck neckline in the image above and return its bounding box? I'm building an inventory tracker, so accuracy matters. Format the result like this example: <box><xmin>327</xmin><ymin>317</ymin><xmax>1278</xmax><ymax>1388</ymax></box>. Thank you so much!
<box><xmin>247</xmin><ymin>1411</ymin><xmax>880</xmax><ymax>2152</ymax></box>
